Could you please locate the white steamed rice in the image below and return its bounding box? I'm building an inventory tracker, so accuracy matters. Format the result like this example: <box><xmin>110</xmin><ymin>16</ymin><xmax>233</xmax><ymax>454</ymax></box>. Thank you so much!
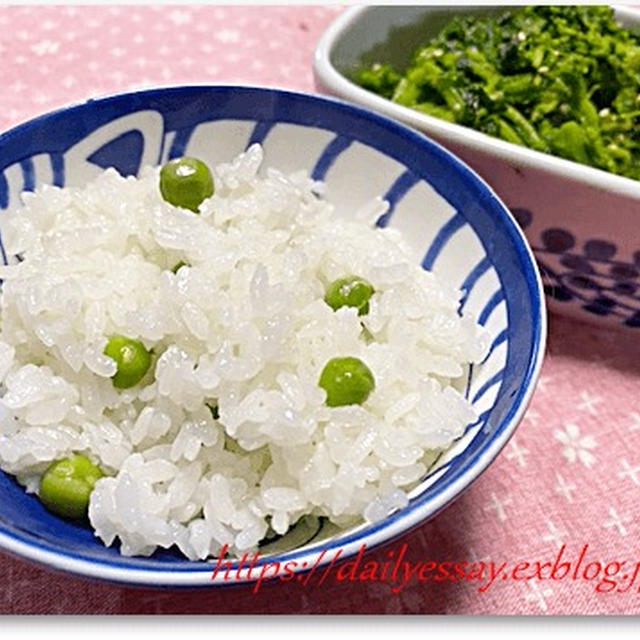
<box><xmin>0</xmin><ymin>144</ymin><xmax>488</xmax><ymax>559</ymax></box>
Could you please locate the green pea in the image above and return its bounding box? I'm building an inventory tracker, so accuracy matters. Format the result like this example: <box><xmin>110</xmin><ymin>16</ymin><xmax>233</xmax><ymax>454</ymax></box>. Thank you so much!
<box><xmin>159</xmin><ymin>156</ymin><xmax>214</xmax><ymax>213</ymax></box>
<box><xmin>324</xmin><ymin>276</ymin><xmax>374</xmax><ymax>316</ymax></box>
<box><xmin>103</xmin><ymin>335</ymin><xmax>152</xmax><ymax>389</ymax></box>
<box><xmin>318</xmin><ymin>356</ymin><xmax>375</xmax><ymax>407</ymax></box>
<box><xmin>39</xmin><ymin>454</ymin><xmax>104</xmax><ymax>520</ymax></box>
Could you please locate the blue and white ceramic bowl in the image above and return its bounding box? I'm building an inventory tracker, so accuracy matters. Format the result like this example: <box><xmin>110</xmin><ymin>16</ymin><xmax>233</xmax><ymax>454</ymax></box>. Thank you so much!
<box><xmin>0</xmin><ymin>85</ymin><xmax>546</xmax><ymax>586</ymax></box>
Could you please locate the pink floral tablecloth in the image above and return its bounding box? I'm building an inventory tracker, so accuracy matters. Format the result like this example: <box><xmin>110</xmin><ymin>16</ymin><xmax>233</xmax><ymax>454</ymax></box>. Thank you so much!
<box><xmin>1</xmin><ymin>5</ymin><xmax>639</xmax><ymax>616</ymax></box>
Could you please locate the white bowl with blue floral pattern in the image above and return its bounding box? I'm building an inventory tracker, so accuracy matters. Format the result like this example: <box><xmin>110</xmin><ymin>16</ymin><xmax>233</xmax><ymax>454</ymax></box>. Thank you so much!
<box><xmin>0</xmin><ymin>85</ymin><xmax>545</xmax><ymax>586</ymax></box>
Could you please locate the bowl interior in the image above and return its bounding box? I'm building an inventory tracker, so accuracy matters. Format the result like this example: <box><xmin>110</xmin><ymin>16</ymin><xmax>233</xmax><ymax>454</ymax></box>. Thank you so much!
<box><xmin>328</xmin><ymin>5</ymin><xmax>504</xmax><ymax>78</ymax></box>
<box><xmin>0</xmin><ymin>86</ymin><xmax>544</xmax><ymax>584</ymax></box>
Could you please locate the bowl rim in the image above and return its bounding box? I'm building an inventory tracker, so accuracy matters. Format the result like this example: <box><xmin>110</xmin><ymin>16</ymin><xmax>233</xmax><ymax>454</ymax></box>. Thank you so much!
<box><xmin>0</xmin><ymin>84</ymin><xmax>547</xmax><ymax>587</ymax></box>
<box><xmin>313</xmin><ymin>4</ymin><xmax>640</xmax><ymax>201</ymax></box>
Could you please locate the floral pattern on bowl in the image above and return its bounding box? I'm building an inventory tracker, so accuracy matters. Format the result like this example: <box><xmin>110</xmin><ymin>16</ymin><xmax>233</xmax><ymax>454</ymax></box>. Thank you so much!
<box><xmin>512</xmin><ymin>208</ymin><xmax>640</xmax><ymax>329</ymax></box>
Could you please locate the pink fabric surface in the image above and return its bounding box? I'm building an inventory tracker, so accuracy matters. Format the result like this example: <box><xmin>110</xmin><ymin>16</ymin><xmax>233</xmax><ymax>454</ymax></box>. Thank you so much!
<box><xmin>0</xmin><ymin>4</ymin><xmax>639</xmax><ymax>616</ymax></box>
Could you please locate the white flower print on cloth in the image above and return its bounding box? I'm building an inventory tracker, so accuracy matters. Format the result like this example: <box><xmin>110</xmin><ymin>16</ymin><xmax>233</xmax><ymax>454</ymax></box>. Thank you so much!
<box><xmin>554</xmin><ymin>423</ymin><xmax>597</xmax><ymax>468</ymax></box>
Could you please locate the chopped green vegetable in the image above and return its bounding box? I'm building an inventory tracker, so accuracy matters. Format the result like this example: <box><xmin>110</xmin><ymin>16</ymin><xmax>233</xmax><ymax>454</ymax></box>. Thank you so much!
<box><xmin>39</xmin><ymin>454</ymin><xmax>104</xmax><ymax>520</ymax></box>
<box><xmin>355</xmin><ymin>6</ymin><xmax>640</xmax><ymax>180</ymax></box>
<box><xmin>104</xmin><ymin>335</ymin><xmax>152</xmax><ymax>389</ymax></box>
<box><xmin>324</xmin><ymin>276</ymin><xmax>375</xmax><ymax>316</ymax></box>
<box><xmin>224</xmin><ymin>434</ymin><xmax>244</xmax><ymax>455</ymax></box>
<box><xmin>360</xmin><ymin>323</ymin><xmax>375</xmax><ymax>344</ymax></box>
<box><xmin>318</xmin><ymin>356</ymin><xmax>375</xmax><ymax>407</ymax></box>
<box><xmin>357</xmin><ymin>63</ymin><xmax>402</xmax><ymax>100</ymax></box>
<box><xmin>171</xmin><ymin>261</ymin><xmax>188</xmax><ymax>273</ymax></box>
<box><xmin>206</xmin><ymin>402</ymin><xmax>220</xmax><ymax>420</ymax></box>
<box><xmin>159</xmin><ymin>156</ymin><xmax>214</xmax><ymax>212</ymax></box>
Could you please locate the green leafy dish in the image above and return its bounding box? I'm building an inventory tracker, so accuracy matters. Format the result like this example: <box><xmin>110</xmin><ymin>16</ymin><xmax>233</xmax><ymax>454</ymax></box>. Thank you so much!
<box><xmin>355</xmin><ymin>6</ymin><xmax>640</xmax><ymax>181</ymax></box>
